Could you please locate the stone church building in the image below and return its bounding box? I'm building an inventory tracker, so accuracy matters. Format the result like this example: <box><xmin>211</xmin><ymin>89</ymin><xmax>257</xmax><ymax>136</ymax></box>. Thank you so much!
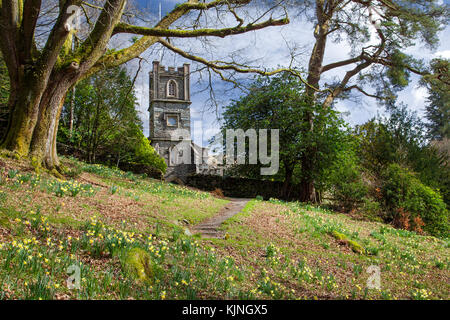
<box><xmin>148</xmin><ymin>61</ymin><xmax>221</xmax><ymax>182</ymax></box>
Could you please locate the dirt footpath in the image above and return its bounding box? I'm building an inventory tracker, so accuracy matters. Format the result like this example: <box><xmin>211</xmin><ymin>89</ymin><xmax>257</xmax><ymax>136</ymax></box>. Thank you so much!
<box><xmin>190</xmin><ymin>198</ymin><xmax>250</xmax><ymax>238</ymax></box>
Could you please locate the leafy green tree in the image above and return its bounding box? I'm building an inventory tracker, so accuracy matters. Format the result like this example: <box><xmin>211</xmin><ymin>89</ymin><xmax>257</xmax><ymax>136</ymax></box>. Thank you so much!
<box><xmin>279</xmin><ymin>0</ymin><xmax>448</xmax><ymax>201</ymax></box>
<box><xmin>222</xmin><ymin>72</ymin><xmax>347</xmax><ymax>200</ymax></box>
<box><xmin>58</xmin><ymin>66</ymin><xmax>165</xmax><ymax>174</ymax></box>
<box><xmin>355</xmin><ymin>105</ymin><xmax>450</xmax><ymax>206</ymax></box>
<box><xmin>421</xmin><ymin>58</ymin><xmax>450</xmax><ymax>140</ymax></box>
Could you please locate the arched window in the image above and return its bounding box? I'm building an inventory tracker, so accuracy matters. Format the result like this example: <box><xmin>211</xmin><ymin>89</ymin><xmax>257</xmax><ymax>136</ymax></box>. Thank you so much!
<box><xmin>167</xmin><ymin>80</ymin><xmax>177</xmax><ymax>98</ymax></box>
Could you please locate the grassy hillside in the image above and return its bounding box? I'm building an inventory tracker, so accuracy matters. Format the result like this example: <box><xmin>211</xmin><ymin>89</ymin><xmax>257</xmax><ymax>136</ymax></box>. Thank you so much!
<box><xmin>0</xmin><ymin>156</ymin><xmax>448</xmax><ymax>300</ymax></box>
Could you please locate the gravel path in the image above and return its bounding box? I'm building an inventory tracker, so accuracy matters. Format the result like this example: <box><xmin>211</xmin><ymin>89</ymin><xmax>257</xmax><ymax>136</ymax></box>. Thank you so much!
<box><xmin>190</xmin><ymin>198</ymin><xmax>250</xmax><ymax>238</ymax></box>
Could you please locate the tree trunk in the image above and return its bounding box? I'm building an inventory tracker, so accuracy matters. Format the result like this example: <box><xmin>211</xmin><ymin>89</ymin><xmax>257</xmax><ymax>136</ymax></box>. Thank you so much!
<box><xmin>282</xmin><ymin>166</ymin><xmax>293</xmax><ymax>200</ymax></box>
<box><xmin>69</xmin><ymin>86</ymin><xmax>75</xmax><ymax>138</ymax></box>
<box><xmin>30</xmin><ymin>75</ymin><xmax>72</xmax><ymax>172</ymax></box>
<box><xmin>1</xmin><ymin>74</ymin><xmax>45</xmax><ymax>156</ymax></box>
<box><xmin>1</xmin><ymin>68</ymin><xmax>73</xmax><ymax>173</ymax></box>
<box><xmin>297</xmin><ymin>4</ymin><xmax>331</xmax><ymax>203</ymax></box>
<box><xmin>299</xmin><ymin>178</ymin><xmax>316</xmax><ymax>203</ymax></box>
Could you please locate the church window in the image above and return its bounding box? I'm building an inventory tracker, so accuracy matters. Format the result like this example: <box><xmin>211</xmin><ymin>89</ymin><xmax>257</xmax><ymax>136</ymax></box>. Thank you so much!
<box><xmin>167</xmin><ymin>80</ymin><xmax>177</xmax><ymax>98</ymax></box>
<box><xmin>167</xmin><ymin>115</ymin><xmax>178</xmax><ymax>127</ymax></box>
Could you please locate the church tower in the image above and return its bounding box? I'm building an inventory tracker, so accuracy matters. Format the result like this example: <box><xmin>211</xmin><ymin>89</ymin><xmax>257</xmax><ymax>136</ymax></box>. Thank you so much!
<box><xmin>148</xmin><ymin>61</ymin><xmax>193</xmax><ymax>176</ymax></box>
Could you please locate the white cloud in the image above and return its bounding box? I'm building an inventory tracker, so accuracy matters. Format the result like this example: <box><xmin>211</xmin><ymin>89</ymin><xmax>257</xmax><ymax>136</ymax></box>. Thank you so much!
<box><xmin>435</xmin><ymin>50</ymin><xmax>450</xmax><ymax>59</ymax></box>
<box><xmin>413</xmin><ymin>87</ymin><xmax>428</xmax><ymax>103</ymax></box>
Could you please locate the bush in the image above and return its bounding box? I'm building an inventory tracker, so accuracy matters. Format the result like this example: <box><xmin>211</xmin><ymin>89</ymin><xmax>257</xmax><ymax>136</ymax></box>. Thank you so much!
<box><xmin>328</xmin><ymin>155</ymin><xmax>369</xmax><ymax>212</ymax></box>
<box><xmin>65</xmin><ymin>162</ymin><xmax>83</xmax><ymax>178</ymax></box>
<box><xmin>118</xmin><ymin>162</ymin><xmax>164</xmax><ymax>180</ymax></box>
<box><xmin>360</xmin><ymin>197</ymin><xmax>383</xmax><ymax>222</ymax></box>
<box><xmin>135</xmin><ymin>134</ymin><xmax>167</xmax><ymax>174</ymax></box>
<box><xmin>211</xmin><ymin>188</ymin><xmax>225</xmax><ymax>198</ymax></box>
<box><xmin>381</xmin><ymin>163</ymin><xmax>449</xmax><ymax>237</ymax></box>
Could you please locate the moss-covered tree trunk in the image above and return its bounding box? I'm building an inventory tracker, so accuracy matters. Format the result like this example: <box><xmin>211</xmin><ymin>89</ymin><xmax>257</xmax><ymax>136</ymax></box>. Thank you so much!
<box><xmin>2</xmin><ymin>69</ymin><xmax>73</xmax><ymax>172</ymax></box>
<box><xmin>30</xmin><ymin>74</ymin><xmax>73</xmax><ymax>172</ymax></box>
<box><xmin>1</xmin><ymin>72</ymin><xmax>46</xmax><ymax>156</ymax></box>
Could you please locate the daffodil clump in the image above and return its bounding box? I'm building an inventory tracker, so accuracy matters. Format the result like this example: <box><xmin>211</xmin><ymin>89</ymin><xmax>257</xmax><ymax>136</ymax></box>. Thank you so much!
<box><xmin>49</xmin><ymin>179</ymin><xmax>95</xmax><ymax>197</ymax></box>
<box><xmin>0</xmin><ymin>212</ymin><xmax>255</xmax><ymax>300</ymax></box>
<box><xmin>411</xmin><ymin>288</ymin><xmax>432</xmax><ymax>300</ymax></box>
<box><xmin>0</xmin><ymin>231</ymin><xmax>79</xmax><ymax>299</ymax></box>
<box><xmin>3</xmin><ymin>170</ymin><xmax>96</xmax><ymax>198</ymax></box>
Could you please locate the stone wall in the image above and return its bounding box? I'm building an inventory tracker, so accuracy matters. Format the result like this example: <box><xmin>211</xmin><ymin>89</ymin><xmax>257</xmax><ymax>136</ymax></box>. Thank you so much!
<box><xmin>186</xmin><ymin>174</ymin><xmax>300</xmax><ymax>200</ymax></box>
<box><xmin>166</xmin><ymin>164</ymin><xmax>197</xmax><ymax>182</ymax></box>
<box><xmin>118</xmin><ymin>162</ymin><xmax>164</xmax><ymax>180</ymax></box>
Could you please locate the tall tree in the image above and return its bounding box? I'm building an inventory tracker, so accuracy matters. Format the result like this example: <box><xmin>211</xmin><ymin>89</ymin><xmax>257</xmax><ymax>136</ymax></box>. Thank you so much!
<box><xmin>0</xmin><ymin>0</ymin><xmax>289</xmax><ymax>173</ymax></box>
<box><xmin>355</xmin><ymin>105</ymin><xmax>450</xmax><ymax>205</ymax></box>
<box><xmin>222</xmin><ymin>72</ymin><xmax>346</xmax><ymax>199</ymax></box>
<box><xmin>59</xmin><ymin>66</ymin><xmax>141</xmax><ymax>164</ymax></box>
<box><xmin>422</xmin><ymin>58</ymin><xmax>450</xmax><ymax>141</ymax></box>
<box><xmin>279</xmin><ymin>0</ymin><xmax>448</xmax><ymax>201</ymax></box>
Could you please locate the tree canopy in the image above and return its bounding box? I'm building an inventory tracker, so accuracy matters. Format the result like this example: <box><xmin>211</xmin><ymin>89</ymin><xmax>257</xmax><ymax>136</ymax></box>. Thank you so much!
<box><xmin>58</xmin><ymin>65</ymin><xmax>165</xmax><ymax>174</ymax></box>
<box><xmin>422</xmin><ymin>58</ymin><xmax>450</xmax><ymax>141</ymax></box>
<box><xmin>222</xmin><ymin>72</ymin><xmax>348</xmax><ymax>199</ymax></box>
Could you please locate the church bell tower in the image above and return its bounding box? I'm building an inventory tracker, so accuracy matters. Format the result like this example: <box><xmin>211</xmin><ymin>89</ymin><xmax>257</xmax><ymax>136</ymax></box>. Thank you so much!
<box><xmin>148</xmin><ymin>61</ymin><xmax>192</xmax><ymax>172</ymax></box>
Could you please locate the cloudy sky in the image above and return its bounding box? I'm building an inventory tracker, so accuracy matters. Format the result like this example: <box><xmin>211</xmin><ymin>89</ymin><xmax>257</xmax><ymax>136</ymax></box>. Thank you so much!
<box><xmin>125</xmin><ymin>0</ymin><xmax>450</xmax><ymax>147</ymax></box>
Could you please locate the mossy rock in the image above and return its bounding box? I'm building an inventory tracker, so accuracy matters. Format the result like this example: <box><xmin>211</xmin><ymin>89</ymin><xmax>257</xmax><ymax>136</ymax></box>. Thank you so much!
<box><xmin>121</xmin><ymin>247</ymin><xmax>156</xmax><ymax>283</ymax></box>
<box><xmin>348</xmin><ymin>240</ymin><xmax>365</xmax><ymax>254</ymax></box>
<box><xmin>330</xmin><ymin>231</ymin><xmax>365</xmax><ymax>254</ymax></box>
<box><xmin>331</xmin><ymin>230</ymin><xmax>347</xmax><ymax>241</ymax></box>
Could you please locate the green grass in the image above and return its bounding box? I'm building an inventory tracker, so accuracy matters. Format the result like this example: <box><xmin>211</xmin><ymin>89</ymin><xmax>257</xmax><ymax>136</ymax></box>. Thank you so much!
<box><xmin>213</xmin><ymin>199</ymin><xmax>449</xmax><ymax>299</ymax></box>
<box><xmin>0</xmin><ymin>156</ymin><xmax>448</xmax><ymax>300</ymax></box>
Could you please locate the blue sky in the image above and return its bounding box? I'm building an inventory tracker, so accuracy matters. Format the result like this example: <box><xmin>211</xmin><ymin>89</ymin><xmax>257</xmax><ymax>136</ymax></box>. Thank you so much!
<box><xmin>126</xmin><ymin>0</ymin><xmax>450</xmax><ymax>147</ymax></box>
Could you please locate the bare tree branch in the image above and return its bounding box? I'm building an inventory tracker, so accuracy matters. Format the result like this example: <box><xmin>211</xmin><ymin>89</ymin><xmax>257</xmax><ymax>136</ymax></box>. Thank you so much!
<box><xmin>112</xmin><ymin>16</ymin><xmax>289</xmax><ymax>38</ymax></box>
<box><xmin>158</xmin><ymin>38</ymin><xmax>324</xmax><ymax>93</ymax></box>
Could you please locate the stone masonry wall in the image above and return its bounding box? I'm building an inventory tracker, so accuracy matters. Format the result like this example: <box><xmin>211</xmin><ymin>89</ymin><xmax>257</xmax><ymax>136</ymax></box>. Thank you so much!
<box><xmin>186</xmin><ymin>174</ymin><xmax>301</xmax><ymax>200</ymax></box>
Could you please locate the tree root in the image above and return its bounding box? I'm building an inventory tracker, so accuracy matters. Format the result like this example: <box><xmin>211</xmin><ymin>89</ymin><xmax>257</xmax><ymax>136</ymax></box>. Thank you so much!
<box><xmin>1</xmin><ymin>147</ymin><xmax>68</xmax><ymax>179</ymax></box>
